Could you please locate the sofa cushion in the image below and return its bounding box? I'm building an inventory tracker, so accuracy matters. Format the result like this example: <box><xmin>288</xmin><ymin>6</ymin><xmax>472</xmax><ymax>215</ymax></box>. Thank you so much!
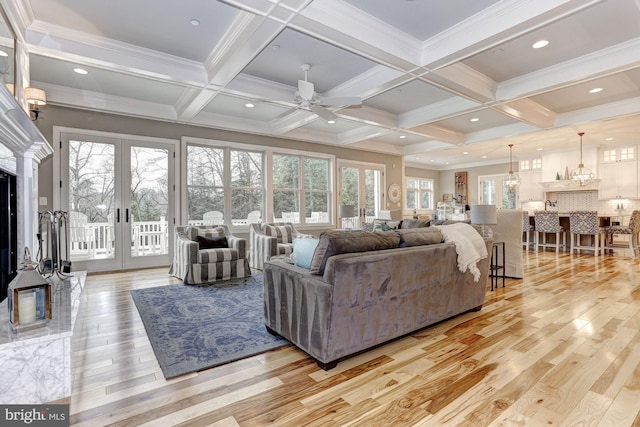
<box><xmin>395</xmin><ymin>228</ymin><xmax>443</xmax><ymax>247</ymax></box>
<box><xmin>263</xmin><ymin>224</ymin><xmax>295</xmax><ymax>244</ymax></box>
<box><xmin>400</xmin><ymin>218</ymin><xmax>431</xmax><ymax>229</ymax></box>
<box><xmin>293</xmin><ymin>237</ymin><xmax>320</xmax><ymax>270</ymax></box>
<box><xmin>309</xmin><ymin>230</ymin><xmax>400</xmax><ymax>275</ymax></box>
<box><xmin>196</xmin><ymin>235</ymin><xmax>228</xmax><ymax>249</ymax></box>
<box><xmin>186</xmin><ymin>226</ymin><xmax>226</xmax><ymax>241</ymax></box>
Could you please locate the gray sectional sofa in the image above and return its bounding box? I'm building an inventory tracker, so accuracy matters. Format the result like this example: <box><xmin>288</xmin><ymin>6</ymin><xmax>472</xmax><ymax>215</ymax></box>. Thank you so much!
<box><xmin>263</xmin><ymin>228</ymin><xmax>492</xmax><ymax>370</ymax></box>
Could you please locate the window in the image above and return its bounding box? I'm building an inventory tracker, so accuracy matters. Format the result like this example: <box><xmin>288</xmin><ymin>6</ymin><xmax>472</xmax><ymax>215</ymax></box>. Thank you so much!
<box><xmin>621</xmin><ymin>147</ymin><xmax>634</xmax><ymax>161</ymax></box>
<box><xmin>405</xmin><ymin>177</ymin><xmax>433</xmax><ymax>211</ymax></box>
<box><xmin>519</xmin><ymin>160</ymin><xmax>530</xmax><ymax>171</ymax></box>
<box><xmin>603</xmin><ymin>149</ymin><xmax>617</xmax><ymax>163</ymax></box>
<box><xmin>186</xmin><ymin>144</ymin><xmax>264</xmax><ymax>225</ymax></box>
<box><xmin>273</xmin><ymin>154</ymin><xmax>331</xmax><ymax>224</ymax></box>
<box><xmin>531</xmin><ymin>158</ymin><xmax>542</xmax><ymax>169</ymax></box>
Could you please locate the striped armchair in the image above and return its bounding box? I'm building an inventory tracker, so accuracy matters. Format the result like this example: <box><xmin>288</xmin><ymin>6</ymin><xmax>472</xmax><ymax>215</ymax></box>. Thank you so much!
<box><xmin>169</xmin><ymin>225</ymin><xmax>250</xmax><ymax>284</ymax></box>
<box><xmin>249</xmin><ymin>222</ymin><xmax>310</xmax><ymax>270</ymax></box>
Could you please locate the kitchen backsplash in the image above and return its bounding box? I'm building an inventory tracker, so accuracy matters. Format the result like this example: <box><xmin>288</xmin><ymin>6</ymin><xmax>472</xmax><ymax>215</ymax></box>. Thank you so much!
<box><xmin>521</xmin><ymin>191</ymin><xmax>640</xmax><ymax>216</ymax></box>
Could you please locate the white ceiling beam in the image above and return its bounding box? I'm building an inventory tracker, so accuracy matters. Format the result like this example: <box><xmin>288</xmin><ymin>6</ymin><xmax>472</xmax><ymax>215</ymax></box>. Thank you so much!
<box><xmin>555</xmin><ymin>96</ymin><xmax>640</xmax><ymax>127</ymax></box>
<box><xmin>337</xmin><ymin>126</ymin><xmax>391</xmax><ymax>145</ymax></box>
<box><xmin>421</xmin><ymin>0</ymin><xmax>606</xmax><ymax>68</ymax></box>
<box><xmin>204</xmin><ymin>13</ymin><xmax>283</xmax><ymax>86</ymax></box>
<box><xmin>426</xmin><ymin>62</ymin><xmax>497</xmax><ymax>104</ymax></box>
<box><xmin>35</xmin><ymin>82</ymin><xmax>179</xmax><ymax>122</ymax></box>
<box><xmin>269</xmin><ymin>109</ymin><xmax>317</xmax><ymax>134</ymax></box>
<box><xmin>291</xmin><ymin>0</ymin><xmax>421</xmax><ymax>71</ymax></box>
<box><xmin>175</xmin><ymin>87</ymin><xmax>221</xmax><ymax>122</ymax></box>
<box><xmin>493</xmin><ymin>98</ymin><xmax>557</xmax><ymax>129</ymax></box>
<box><xmin>497</xmin><ymin>38</ymin><xmax>640</xmax><ymax>101</ymax></box>
<box><xmin>398</xmin><ymin>97</ymin><xmax>481</xmax><ymax>129</ymax></box>
<box><xmin>347</xmin><ymin>140</ymin><xmax>405</xmax><ymax>156</ymax></box>
<box><xmin>24</xmin><ymin>21</ymin><xmax>208</xmax><ymax>85</ymax></box>
<box><xmin>406</xmin><ymin>123</ymin><xmax>464</xmax><ymax>145</ymax></box>
<box><xmin>224</xmin><ymin>73</ymin><xmax>295</xmax><ymax>104</ymax></box>
<box><xmin>401</xmin><ymin>140</ymin><xmax>456</xmax><ymax>156</ymax></box>
<box><xmin>334</xmin><ymin>105</ymin><xmax>397</xmax><ymax>129</ymax></box>
<box><xmin>323</xmin><ymin>65</ymin><xmax>408</xmax><ymax>100</ymax></box>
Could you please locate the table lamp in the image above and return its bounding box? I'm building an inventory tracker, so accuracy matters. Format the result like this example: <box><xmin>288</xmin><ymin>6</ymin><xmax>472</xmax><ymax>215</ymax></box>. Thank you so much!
<box><xmin>339</xmin><ymin>204</ymin><xmax>356</xmax><ymax>229</ymax></box>
<box><xmin>470</xmin><ymin>205</ymin><xmax>497</xmax><ymax>238</ymax></box>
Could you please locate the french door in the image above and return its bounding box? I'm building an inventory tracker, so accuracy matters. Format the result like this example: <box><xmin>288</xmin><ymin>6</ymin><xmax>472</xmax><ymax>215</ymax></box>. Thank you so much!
<box><xmin>338</xmin><ymin>161</ymin><xmax>384</xmax><ymax>228</ymax></box>
<box><xmin>60</xmin><ymin>132</ymin><xmax>176</xmax><ymax>272</ymax></box>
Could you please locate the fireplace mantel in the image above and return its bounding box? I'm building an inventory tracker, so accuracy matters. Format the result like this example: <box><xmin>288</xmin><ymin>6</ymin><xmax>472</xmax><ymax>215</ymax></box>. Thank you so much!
<box><xmin>0</xmin><ymin>86</ymin><xmax>53</xmax><ymax>257</ymax></box>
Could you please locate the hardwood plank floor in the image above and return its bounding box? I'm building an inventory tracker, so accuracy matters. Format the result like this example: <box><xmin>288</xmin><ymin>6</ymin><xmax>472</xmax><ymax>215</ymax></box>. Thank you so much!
<box><xmin>62</xmin><ymin>249</ymin><xmax>640</xmax><ymax>426</ymax></box>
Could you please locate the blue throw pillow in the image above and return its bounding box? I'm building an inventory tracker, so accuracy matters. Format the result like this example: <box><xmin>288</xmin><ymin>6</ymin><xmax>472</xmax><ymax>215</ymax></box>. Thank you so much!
<box><xmin>293</xmin><ymin>237</ymin><xmax>320</xmax><ymax>270</ymax></box>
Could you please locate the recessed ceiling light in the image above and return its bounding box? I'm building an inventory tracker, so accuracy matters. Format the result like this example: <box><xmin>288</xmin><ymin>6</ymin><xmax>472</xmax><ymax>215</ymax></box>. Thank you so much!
<box><xmin>73</xmin><ymin>68</ymin><xmax>88</xmax><ymax>75</ymax></box>
<box><xmin>430</xmin><ymin>159</ymin><xmax>434</xmax><ymax>162</ymax></box>
<box><xmin>492</xmin><ymin>48</ymin><xmax>503</xmax><ymax>55</ymax></box>
<box><xmin>605</xmin><ymin>137</ymin><xmax>614</xmax><ymax>141</ymax></box>
<box><xmin>399</xmin><ymin>135</ymin><xmax>407</xmax><ymax>139</ymax></box>
<box><xmin>537</xmin><ymin>147</ymin><xmax>543</xmax><ymax>151</ymax></box>
<box><xmin>327</xmin><ymin>120</ymin><xmax>336</xmax><ymax>124</ymax></box>
<box><xmin>272</xmin><ymin>44</ymin><xmax>280</xmax><ymax>50</ymax></box>
<box><xmin>463</xmin><ymin>151</ymin><xmax>469</xmax><ymax>155</ymax></box>
<box><xmin>589</xmin><ymin>87</ymin><xmax>603</xmax><ymax>94</ymax></box>
<box><xmin>415</xmin><ymin>157</ymin><xmax>420</xmax><ymax>160</ymax></box>
<box><xmin>470</xmin><ymin>118</ymin><xmax>479</xmax><ymax>122</ymax></box>
<box><xmin>190</xmin><ymin>19</ymin><xmax>200</xmax><ymax>26</ymax></box>
<box><xmin>0</xmin><ymin>50</ymin><xmax>7</xmax><ymax>57</ymax></box>
<box><xmin>244</xmin><ymin>103</ymin><xmax>255</xmax><ymax>108</ymax></box>
<box><xmin>482</xmin><ymin>155</ymin><xmax>487</xmax><ymax>159</ymax></box>
<box><xmin>532</xmin><ymin>40</ymin><xmax>549</xmax><ymax>49</ymax></box>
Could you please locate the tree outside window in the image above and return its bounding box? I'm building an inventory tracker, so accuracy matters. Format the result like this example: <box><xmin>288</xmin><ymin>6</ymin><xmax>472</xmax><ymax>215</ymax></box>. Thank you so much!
<box><xmin>186</xmin><ymin>145</ymin><xmax>264</xmax><ymax>224</ymax></box>
<box><xmin>273</xmin><ymin>154</ymin><xmax>331</xmax><ymax>223</ymax></box>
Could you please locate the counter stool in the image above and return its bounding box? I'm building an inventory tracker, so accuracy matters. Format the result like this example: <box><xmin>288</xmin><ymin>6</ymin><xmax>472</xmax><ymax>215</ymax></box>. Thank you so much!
<box><xmin>568</xmin><ymin>211</ymin><xmax>603</xmax><ymax>256</ymax></box>
<box><xmin>604</xmin><ymin>209</ymin><xmax>640</xmax><ymax>256</ymax></box>
<box><xmin>522</xmin><ymin>210</ymin><xmax>534</xmax><ymax>249</ymax></box>
<box><xmin>534</xmin><ymin>211</ymin><xmax>566</xmax><ymax>252</ymax></box>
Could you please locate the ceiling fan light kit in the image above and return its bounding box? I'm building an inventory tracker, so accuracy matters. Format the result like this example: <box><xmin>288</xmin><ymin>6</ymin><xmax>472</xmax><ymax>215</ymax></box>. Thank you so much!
<box><xmin>281</xmin><ymin>64</ymin><xmax>362</xmax><ymax>123</ymax></box>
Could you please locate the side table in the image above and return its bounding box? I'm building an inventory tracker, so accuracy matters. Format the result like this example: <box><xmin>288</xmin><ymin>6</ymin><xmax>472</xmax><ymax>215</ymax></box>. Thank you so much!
<box><xmin>489</xmin><ymin>241</ymin><xmax>505</xmax><ymax>291</ymax></box>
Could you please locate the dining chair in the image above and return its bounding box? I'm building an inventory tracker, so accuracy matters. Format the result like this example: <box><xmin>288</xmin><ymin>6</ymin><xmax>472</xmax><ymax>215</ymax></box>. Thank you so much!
<box><xmin>568</xmin><ymin>211</ymin><xmax>603</xmax><ymax>256</ymax></box>
<box><xmin>534</xmin><ymin>211</ymin><xmax>566</xmax><ymax>252</ymax></box>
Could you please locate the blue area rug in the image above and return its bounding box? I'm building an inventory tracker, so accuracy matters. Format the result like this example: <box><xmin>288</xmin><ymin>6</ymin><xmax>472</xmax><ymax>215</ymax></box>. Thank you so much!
<box><xmin>130</xmin><ymin>274</ymin><xmax>288</xmax><ymax>379</ymax></box>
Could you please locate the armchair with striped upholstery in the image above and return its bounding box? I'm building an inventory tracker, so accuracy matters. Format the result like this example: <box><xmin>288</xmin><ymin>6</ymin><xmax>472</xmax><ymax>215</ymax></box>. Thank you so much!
<box><xmin>249</xmin><ymin>222</ymin><xmax>310</xmax><ymax>270</ymax></box>
<box><xmin>169</xmin><ymin>225</ymin><xmax>250</xmax><ymax>284</ymax></box>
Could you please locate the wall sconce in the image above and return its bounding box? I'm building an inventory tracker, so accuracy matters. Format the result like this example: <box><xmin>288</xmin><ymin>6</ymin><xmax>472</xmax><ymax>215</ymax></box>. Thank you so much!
<box><xmin>25</xmin><ymin>86</ymin><xmax>47</xmax><ymax>121</ymax></box>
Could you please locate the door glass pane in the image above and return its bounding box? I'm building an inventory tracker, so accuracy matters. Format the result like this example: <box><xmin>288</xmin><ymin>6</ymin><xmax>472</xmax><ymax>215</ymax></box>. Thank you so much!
<box><xmin>68</xmin><ymin>140</ymin><xmax>115</xmax><ymax>261</ymax></box>
<box><xmin>364</xmin><ymin>169</ymin><xmax>381</xmax><ymax>220</ymax></box>
<box><xmin>130</xmin><ymin>146</ymin><xmax>169</xmax><ymax>257</ymax></box>
<box><xmin>340</xmin><ymin>166</ymin><xmax>358</xmax><ymax>228</ymax></box>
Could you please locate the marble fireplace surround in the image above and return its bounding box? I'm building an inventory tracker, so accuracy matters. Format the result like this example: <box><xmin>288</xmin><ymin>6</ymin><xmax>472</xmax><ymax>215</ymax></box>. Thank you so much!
<box><xmin>0</xmin><ymin>86</ymin><xmax>53</xmax><ymax>259</ymax></box>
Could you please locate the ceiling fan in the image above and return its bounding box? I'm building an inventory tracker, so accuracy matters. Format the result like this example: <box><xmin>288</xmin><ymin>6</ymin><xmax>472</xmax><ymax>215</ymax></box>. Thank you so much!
<box><xmin>277</xmin><ymin>64</ymin><xmax>362</xmax><ymax>122</ymax></box>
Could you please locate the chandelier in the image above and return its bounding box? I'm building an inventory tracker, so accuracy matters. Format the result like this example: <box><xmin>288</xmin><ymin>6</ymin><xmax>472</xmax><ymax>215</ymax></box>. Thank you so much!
<box><xmin>503</xmin><ymin>143</ymin><xmax>520</xmax><ymax>189</ymax></box>
<box><xmin>570</xmin><ymin>132</ymin><xmax>594</xmax><ymax>186</ymax></box>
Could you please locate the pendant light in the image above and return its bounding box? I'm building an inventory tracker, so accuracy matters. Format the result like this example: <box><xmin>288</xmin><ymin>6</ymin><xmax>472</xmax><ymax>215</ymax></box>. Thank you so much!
<box><xmin>503</xmin><ymin>143</ymin><xmax>520</xmax><ymax>189</ymax></box>
<box><xmin>570</xmin><ymin>132</ymin><xmax>594</xmax><ymax>186</ymax></box>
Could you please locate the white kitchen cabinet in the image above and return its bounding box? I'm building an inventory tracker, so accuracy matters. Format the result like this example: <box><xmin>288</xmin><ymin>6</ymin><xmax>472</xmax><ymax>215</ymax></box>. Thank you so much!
<box><xmin>598</xmin><ymin>145</ymin><xmax>638</xmax><ymax>199</ymax></box>
<box><xmin>518</xmin><ymin>159</ymin><xmax>543</xmax><ymax>202</ymax></box>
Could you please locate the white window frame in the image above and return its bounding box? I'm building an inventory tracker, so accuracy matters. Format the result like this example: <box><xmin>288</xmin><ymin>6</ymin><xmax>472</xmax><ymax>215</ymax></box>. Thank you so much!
<box><xmin>405</xmin><ymin>177</ymin><xmax>434</xmax><ymax>212</ymax></box>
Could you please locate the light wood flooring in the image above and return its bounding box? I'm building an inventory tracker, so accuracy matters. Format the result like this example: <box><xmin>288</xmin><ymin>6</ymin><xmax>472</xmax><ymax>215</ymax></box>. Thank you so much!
<box><xmin>60</xmin><ymin>248</ymin><xmax>640</xmax><ymax>426</ymax></box>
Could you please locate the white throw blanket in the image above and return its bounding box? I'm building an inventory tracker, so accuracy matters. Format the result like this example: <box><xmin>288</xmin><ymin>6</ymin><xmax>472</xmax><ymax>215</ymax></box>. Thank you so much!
<box><xmin>433</xmin><ymin>223</ymin><xmax>488</xmax><ymax>282</ymax></box>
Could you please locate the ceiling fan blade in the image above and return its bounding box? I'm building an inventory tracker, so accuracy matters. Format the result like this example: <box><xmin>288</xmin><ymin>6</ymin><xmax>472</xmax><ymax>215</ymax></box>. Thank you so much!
<box><xmin>310</xmin><ymin>105</ymin><xmax>338</xmax><ymax>122</ymax></box>
<box><xmin>273</xmin><ymin>107</ymin><xmax>300</xmax><ymax>121</ymax></box>
<box><xmin>298</xmin><ymin>79</ymin><xmax>315</xmax><ymax>100</ymax></box>
<box><xmin>318</xmin><ymin>96</ymin><xmax>362</xmax><ymax>106</ymax></box>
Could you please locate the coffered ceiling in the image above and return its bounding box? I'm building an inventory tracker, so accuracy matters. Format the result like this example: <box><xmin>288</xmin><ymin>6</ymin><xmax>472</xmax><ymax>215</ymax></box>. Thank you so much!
<box><xmin>3</xmin><ymin>0</ymin><xmax>640</xmax><ymax>169</ymax></box>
